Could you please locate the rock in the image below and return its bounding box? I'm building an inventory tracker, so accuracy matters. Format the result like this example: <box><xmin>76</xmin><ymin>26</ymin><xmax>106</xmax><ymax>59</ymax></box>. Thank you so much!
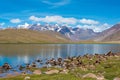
<box><xmin>33</xmin><ymin>70</ymin><xmax>41</xmax><ymax>75</ymax></box>
<box><xmin>31</xmin><ymin>62</ymin><xmax>36</xmax><ymax>68</ymax></box>
<box><xmin>64</xmin><ymin>59</ymin><xmax>71</xmax><ymax>62</ymax></box>
<box><xmin>22</xmin><ymin>71</ymin><xmax>27</xmax><ymax>75</ymax></box>
<box><xmin>80</xmin><ymin>67</ymin><xmax>87</xmax><ymax>71</ymax></box>
<box><xmin>45</xmin><ymin>69</ymin><xmax>59</xmax><ymax>74</ymax></box>
<box><xmin>97</xmin><ymin>75</ymin><xmax>105</xmax><ymax>80</ymax></box>
<box><xmin>2</xmin><ymin>63</ymin><xmax>11</xmax><ymax>70</ymax></box>
<box><xmin>106</xmin><ymin>51</ymin><xmax>114</xmax><ymax>56</ymax></box>
<box><xmin>89</xmin><ymin>65</ymin><xmax>96</xmax><ymax>70</ymax></box>
<box><xmin>83</xmin><ymin>73</ymin><xmax>97</xmax><ymax>79</ymax></box>
<box><xmin>13</xmin><ymin>72</ymin><xmax>20</xmax><ymax>76</ymax></box>
<box><xmin>24</xmin><ymin>76</ymin><xmax>30</xmax><ymax>80</ymax></box>
<box><xmin>114</xmin><ymin>77</ymin><xmax>120</xmax><ymax>80</ymax></box>
<box><xmin>83</xmin><ymin>73</ymin><xmax>105</xmax><ymax>80</ymax></box>
<box><xmin>60</xmin><ymin>69</ymin><xmax>69</xmax><ymax>74</ymax></box>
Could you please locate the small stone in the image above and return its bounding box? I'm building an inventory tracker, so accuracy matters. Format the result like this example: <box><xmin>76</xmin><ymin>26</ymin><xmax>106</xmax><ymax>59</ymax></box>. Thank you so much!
<box><xmin>24</xmin><ymin>76</ymin><xmax>30</xmax><ymax>80</ymax></box>
<box><xmin>60</xmin><ymin>69</ymin><xmax>69</xmax><ymax>74</ymax></box>
<box><xmin>22</xmin><ymin>71</ymin><xmax>27</xmax><ymax>75</ymax></box>
<box><xmin>97</xmin><ymin>75</ymin><xmax>105</xmax><ymax>80</ymax></box>
<box><xmin>80</xmin><ymin>67</ymin><xmax>87</xmax><ymax>71</ymax></box>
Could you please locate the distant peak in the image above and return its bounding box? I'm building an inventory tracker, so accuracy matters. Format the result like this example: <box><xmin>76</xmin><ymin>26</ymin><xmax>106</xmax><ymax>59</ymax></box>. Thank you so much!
<box><xmin>55</xmin><ymin>24</ymin><xmax>59</xmax><ymax>27</ymax></box>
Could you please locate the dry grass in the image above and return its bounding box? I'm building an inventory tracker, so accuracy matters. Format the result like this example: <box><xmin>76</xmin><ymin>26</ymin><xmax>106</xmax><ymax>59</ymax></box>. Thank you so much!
<box><xmin>0</xmin><ymin>29</ymin><xmax>70</xmax><ymax>43</ymax></box>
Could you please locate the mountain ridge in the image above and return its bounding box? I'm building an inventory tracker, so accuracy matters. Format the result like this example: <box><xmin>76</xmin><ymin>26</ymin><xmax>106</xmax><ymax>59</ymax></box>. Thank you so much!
<box><xmin>20</xmin><ymin>23</ymin><xmax>99</xmax><ymax>41</ymax></box>
<box><xmin>0</xmin><ymin>23</ymin><xmax>120</xmax><ymax>43</ymax></box>
<box><xmin>94</xmin><ymin>24</ymin><xmax>120</xmax><ymax>41</ymax></box>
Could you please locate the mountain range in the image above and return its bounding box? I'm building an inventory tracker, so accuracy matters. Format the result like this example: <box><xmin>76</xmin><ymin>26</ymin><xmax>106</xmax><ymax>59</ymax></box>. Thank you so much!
<box><xmin>0</xmin><ymin>23</ymin><xmax>120</xmax><ymax>43</ymax></box>
<box><xmin>18</xmin><ymin>23</ymin><xmax>100</xmax><ymax>41</ymax></box>
<box><xmin>19</xmin><ymin>23</ymin><xmax>120</xmax><ymax>41</ymax></box>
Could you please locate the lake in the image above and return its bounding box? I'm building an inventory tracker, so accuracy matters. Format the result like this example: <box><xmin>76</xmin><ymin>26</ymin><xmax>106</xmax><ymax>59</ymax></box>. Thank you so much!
<box><xmin>0</xmin><ymin>44</ymin><xmax>120</xmax><ymax>67</ymax></box>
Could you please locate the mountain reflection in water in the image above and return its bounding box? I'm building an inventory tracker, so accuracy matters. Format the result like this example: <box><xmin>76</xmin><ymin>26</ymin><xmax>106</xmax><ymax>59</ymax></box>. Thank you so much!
<box><xmin>0</xmin><ymin>44</ymin><xmax>120</xmax><ymax>66</ymax></box>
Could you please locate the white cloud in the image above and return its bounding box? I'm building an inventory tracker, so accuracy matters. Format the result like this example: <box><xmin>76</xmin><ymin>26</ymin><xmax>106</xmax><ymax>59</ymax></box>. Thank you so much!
<box><xmin>29</xmin><ymin>15</ymin><xmax>77</xmax><ymax>25</ymax></box>
<box><xmin>29</xmin><ymin>15</ymin><xmax>100</xmax><ymax>25</ymax></box>
<box><xmin>18</xmin><ymin>23</ymin><xmax>30</xmax><ymax>29</ymax></box>
<box><xmin>77</xmin><ymin>23</ymin><xmax>111</xmax><ymax>32</ymax></box>
<box><xmin>79</xmin><ymin>18</ymin><xmax>99</xmax><ymax>25</ymax></box>
<box><xmin>0</xmin><ymin>22</ymin><xmax>5</xmax><ymax>26</ymax></box>
<box><xmin>42</xmin><ymin>0</ymin><xmax>70</xmax><ymax>8</ymax></box>
<box><xmin>10</xmin><ymin>18</ymin><xmax>21</xmax><ymax>23</ymax></box>
<box><xmin>29</xmin><ymin>16</ymin><xmax>40</xmax><ymax>22</ymax></box>
<box><xmin>29</xmin><ymin>15</ymin><xmax>112</xmax><ymax>32</ymax></box>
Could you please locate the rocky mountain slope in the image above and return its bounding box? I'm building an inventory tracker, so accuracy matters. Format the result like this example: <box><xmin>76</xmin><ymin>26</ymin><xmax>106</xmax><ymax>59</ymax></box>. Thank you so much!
<box><xmin>95</xmin><ymin>24</ymin><xmax>120</xmax><ymax>41</ymax></box>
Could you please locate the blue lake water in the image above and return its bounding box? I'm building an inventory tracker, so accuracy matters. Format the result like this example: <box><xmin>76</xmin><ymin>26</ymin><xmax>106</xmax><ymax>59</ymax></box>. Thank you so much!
<box><xmin>0</xmin><ymin>44</ymin><xmax>120</xmax><ymax>67</ymax></box>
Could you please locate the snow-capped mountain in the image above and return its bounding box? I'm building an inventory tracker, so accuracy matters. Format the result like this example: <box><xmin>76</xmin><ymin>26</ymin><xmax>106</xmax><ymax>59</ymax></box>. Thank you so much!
<box><xmin>15</xmin><ymin>23</ymin><xmax>99</xmax><ymax>41</ymax></box>
<box><xmin>2</xmin><ymin>23</ymin><xmax>120</xmax><ymax>42</ymax></box>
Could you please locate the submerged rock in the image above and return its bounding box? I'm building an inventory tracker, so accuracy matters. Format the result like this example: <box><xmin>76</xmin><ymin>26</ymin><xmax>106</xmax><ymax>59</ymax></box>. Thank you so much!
<box><xmin>6</xmin><ymin>74</ymin><xmax>14</xmax><ymax>77</ymax></box>
<box><xmin>13</xmin><ymin>72</ymin><xmax>20</xmax><ymax>76</ymax></box>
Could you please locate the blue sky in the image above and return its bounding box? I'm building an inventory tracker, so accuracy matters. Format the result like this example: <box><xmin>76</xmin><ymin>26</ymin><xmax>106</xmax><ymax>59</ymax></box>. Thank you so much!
<box><xmin>0</xmin><ymin>0</ymin><xmax>120</xmax><ymax>32</ymax></box>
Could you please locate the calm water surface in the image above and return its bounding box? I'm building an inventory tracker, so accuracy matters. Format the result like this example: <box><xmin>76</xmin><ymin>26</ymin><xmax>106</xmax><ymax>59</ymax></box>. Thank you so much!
<box><xmin>0</xmin><ymin>44</ymin><xmax>120</xmax><ymax>66</ymax></box>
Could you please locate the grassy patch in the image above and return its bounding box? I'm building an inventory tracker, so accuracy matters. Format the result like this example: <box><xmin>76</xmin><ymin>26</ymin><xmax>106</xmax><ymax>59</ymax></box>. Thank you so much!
<box><xmin>1</xmin><ymin>56</ymin><xmax>120</xmax><ymax>80</ymax></box>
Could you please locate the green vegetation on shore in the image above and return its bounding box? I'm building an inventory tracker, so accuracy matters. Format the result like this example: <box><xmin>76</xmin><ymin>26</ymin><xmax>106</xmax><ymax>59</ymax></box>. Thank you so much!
<box><xmin>1</xmin><ymin>52</ymin><xmax>120</xmax><ymax>80</ymax></box>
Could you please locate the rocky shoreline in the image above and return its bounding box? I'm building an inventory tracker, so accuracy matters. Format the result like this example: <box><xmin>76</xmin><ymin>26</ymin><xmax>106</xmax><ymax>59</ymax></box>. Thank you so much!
<box><xmin>0</xmin><ymin>51</ymin><xmax>120</xmax><ymax>80</ymax></box>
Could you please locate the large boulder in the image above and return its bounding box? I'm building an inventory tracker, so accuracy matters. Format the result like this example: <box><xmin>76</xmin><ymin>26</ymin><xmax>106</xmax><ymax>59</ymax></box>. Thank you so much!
<box><xmin>83</xmin><ymin>73</ymin><xmax>97</xmax><ymax>79</ymax></box>
<box><xmin>33</xmin><ymin>70</ymin><xmax>41</xmax><ymax>75</ymax></box>
<box><xmin>45</xmin><ymin>69</ymin><xmax>59</xmax><ymax>74</ymax></box>
<box><xmin>83</xmin><ymin>73</ymin><xmax>105</xmax><ymax>80</ymax></box>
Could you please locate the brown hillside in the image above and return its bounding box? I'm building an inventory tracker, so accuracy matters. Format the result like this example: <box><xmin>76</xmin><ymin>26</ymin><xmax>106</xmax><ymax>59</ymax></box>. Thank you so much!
<box><xmin>0</xmin><ymin>29</ymin><xmax>70</xmax><ymax>43</ymax></box>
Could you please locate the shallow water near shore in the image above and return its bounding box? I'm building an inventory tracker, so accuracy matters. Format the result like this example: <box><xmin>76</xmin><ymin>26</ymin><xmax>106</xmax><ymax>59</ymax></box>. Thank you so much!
<box><xmin>0</xmin><ymin>44</ymin><xmax>120</xmax><ymax>77</ymax></box>
<box><xmin>0</xmin><ymin>44</ymin><xmax>120</xmax><ymax>66</ymax></box>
